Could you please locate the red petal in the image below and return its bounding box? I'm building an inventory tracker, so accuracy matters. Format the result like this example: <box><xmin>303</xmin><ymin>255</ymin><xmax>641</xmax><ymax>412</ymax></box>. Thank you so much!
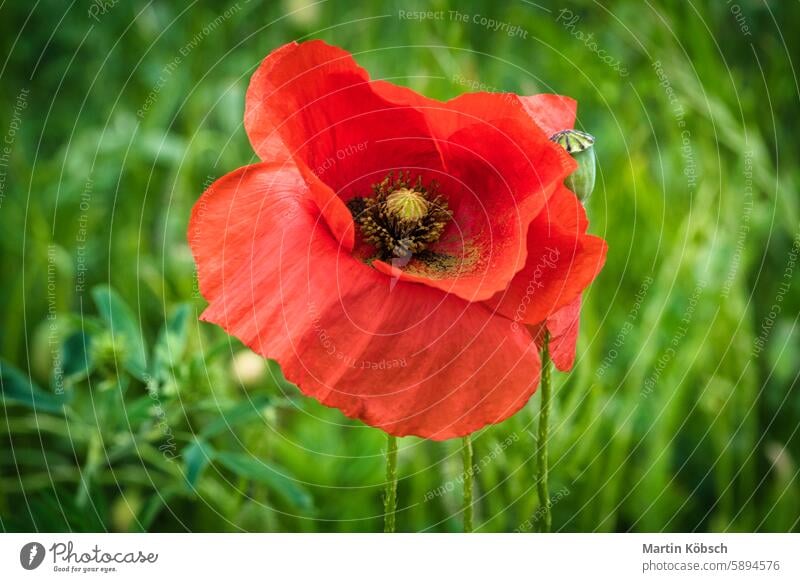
<box><xmin>482</xmin><ymin>184</ymin><xmax>607</xmax><ymax>325</ymax></box>
<box><xmin>531</xmin><ymin>295</ymin><xmax>582</xmax><ymax>372</ymax></box>
<box><xmin>295</xmin><ymin>162</ymin><xmax>355</xmax><ymax>251</ymax></box>
<box><xmin>519</xmin><ymin>94</ymin><xmax>577</xmax><ymax>136</ymax></box>
<box><xmin>245</xmin><ymin>40</ymin><xmax>443</xmax><ymax>198</ymax></box>
<box><xmin>543</xmin><ymin>176</ymin><xmax>590</xmax><ymax>234</ymax></box>
<box><xmin>190</xmin><ymin>162</ymin><xmax>541</xmax><ymax>440</ymax></box>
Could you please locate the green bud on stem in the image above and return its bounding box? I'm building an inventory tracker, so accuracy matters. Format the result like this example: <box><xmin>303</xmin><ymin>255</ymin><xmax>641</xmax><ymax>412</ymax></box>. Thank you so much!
<box><xmin>550</xmin><ymin>129</ymin><xmax>596</xmax><ymax>202</ymax></box>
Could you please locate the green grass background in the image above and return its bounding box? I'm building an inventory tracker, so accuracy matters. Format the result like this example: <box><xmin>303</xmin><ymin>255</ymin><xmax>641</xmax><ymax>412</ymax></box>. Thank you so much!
<box><xmin>1</xmin><ymin>0</ymin><xmax>798</xmax><ymax>532</ymax></box>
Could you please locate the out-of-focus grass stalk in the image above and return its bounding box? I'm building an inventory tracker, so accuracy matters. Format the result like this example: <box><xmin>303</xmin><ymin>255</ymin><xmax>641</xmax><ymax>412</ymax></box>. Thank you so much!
<box><xmin>384</xmin><ymin>433</ymin><xmax>398</xmax><ymax>533</ymax></box>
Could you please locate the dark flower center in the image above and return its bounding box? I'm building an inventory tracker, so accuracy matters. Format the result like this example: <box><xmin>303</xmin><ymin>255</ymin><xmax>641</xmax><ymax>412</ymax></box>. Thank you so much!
<box><xmin>348</xmin><ymin>172</ymin><xmax>452</xmax><ymax>261</ymax></box>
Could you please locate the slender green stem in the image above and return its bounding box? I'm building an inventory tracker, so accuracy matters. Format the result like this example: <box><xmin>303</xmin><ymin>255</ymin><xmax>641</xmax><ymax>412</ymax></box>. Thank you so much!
<box><xmin>383</xmin><ymin>433</ymin><xmax>398</xmax><ymax>533</ymax></box>
<box><xmin>462</xmin><ymin>435</ymin><xmax>474</xmax><ymax>532</ymax></box>
<box><xmin>536</xmin><ymin>331</ymin><xmax>553</xmax><ymax>532</ymax></box>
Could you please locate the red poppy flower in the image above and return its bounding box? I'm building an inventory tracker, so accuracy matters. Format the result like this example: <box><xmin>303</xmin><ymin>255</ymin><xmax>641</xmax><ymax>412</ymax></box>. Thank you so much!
<box><xmin>188</xmin><ymin>40</ymin><xmax>606</xmax><ymax>440</ymax></box>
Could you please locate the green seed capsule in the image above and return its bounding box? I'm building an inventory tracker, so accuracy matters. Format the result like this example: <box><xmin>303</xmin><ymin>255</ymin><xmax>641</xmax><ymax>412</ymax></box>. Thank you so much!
<box><xmin>550</xmin><ymin>129</ymin><xmax>596</xmax><ymax>202</ymax></box>
<box><xmin>385</xmin><ymin>187</ymin><xmax>429</xmax><ymax>223</ymax></box>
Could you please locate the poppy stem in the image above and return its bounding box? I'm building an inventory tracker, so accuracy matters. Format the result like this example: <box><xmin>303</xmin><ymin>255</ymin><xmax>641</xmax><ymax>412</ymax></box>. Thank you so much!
<box><xmin>384</xmin><ymin>433</ymin><xmax>398</xmax><ymax>533</ymax></box>
<box><xmin>536</xmin><ymin>331</ymin><xmax>553</xmax><ymax>532</ymax></box>
<box><xmin>462</xmin><ymin>435</ymin><xmax>474</xmax><ymax>532</ymax></box>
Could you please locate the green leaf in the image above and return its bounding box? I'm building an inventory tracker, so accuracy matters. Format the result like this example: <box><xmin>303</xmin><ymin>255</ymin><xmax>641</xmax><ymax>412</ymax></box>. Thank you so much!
<box><xmin>215</xmin><ymin>452</ymin><xmax>313</xmax><ymax>511</ymax></box>
<box><xmin>200</xmin><ymin>394</ymin><xmax>271</xmax><ymax>438</ymax></box>
<box><xmin>151</xmin><ymin>303</ymin><xmax>190</xmax><ymax>381</ymax></box>
<box><xmin>59</xmin><ymin>331</ymin><xmax>93</xmax><ymax>381</ymax></box>
<box><xmin>92</xmin><ymin>285</ymin><xmax>148</xmax><ymax>380</ymax></box>
<box><xmin>124</xmin><ymin>395</ymin><xmax>157</xmax><ymax>426</ymax></box>
<box><xmin>183</xmin><ymin>438</ymin><xmax>215</xmax><ymax>489</ymax></box>
<box><xmin>0</xmin><ymin>359</ymin><xmax>69</xmax><ymax>414</ymax></box>
<box><xmin>136</xmin><ymin>486</ymin><xmax>181</xmax><ymax>532</ymax></box>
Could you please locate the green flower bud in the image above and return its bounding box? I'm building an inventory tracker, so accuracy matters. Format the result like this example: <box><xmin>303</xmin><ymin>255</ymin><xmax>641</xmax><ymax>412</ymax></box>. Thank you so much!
<box><xmin>550</xmin><ymin>129</ymin><xmax>596</xmax><ymax>202</ymax></box>
<box><xmin>90</xmin><ymin>330</ymin><xmax>128</xmax><ymax>379</ymax></box>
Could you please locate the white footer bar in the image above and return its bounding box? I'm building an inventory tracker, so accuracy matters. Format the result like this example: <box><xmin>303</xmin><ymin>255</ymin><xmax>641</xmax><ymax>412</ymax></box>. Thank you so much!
<box><xmin>1</xmin><ymin>533</ymin><xmax>797</xmax><ymax>581</ymax></box>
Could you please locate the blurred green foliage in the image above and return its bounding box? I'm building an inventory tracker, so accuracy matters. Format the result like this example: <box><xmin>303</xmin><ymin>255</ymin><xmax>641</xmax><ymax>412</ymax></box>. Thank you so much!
<box><xmin>1</xmin><ymin>0</ymin><xmax>798</xmax><ymax>532</ymax></box>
